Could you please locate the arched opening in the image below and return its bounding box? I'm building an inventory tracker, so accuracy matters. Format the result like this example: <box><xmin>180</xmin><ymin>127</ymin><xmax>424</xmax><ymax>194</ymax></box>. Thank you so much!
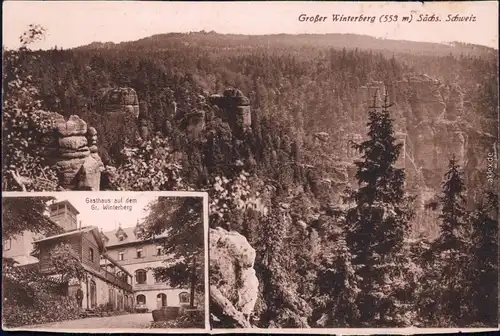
<box><xmin>136</xmin><ymin>294</ymin><xmax>146</xmax><ymax>306</ymax></box>
<box><xmin>89</xmin><ymin>280</ymin><xmax>97</xmax><ymax>309</ymax></box>
<box><xmin>128</xmin><ymin>295</ymin><xmax>134</xmax><ymax>310</ymax></box>
<box><xmin>117</xmin><ymin>292</ymin><xmax>124</xmax><ymax>311</ymax></box>
<box><xmin>156</xmin><ymin>293</ymin><xmax>167</xmax><ymax>308</ymax></box>
<box><xmin>135</xmin><ymin>269</ymin><xmax>147</xmax><ymax>284</ymax></box>
<box><xmin>108</xmin><ymin>288</ymin><xmax>115</xmax><ymax>310</ymax></box>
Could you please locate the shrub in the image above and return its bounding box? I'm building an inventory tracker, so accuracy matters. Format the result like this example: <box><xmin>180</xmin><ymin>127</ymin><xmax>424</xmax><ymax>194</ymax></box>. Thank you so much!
<box><xmin>3</xmin><ymin>292</ymin><xmax>79</xmax><ymax>328</ymax></box>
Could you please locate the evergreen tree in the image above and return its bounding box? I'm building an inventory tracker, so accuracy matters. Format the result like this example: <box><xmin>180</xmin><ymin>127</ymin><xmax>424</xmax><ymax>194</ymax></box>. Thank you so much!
<box><xmin>313</xmin><ymin>229</ymin><xmax>361</xmax><ymax>327</ymax></box>
<box><xmin>423</xmin><ymin>157</ymin><xmax>471</xmax><ymax>326</ymax></box>
<box><xmin>344</xmin><ymin>92</ymin><xmax>414</xmax><ymax>326</ymax></box>
<box><xmin>436</xmin><ymin>156</ymin><xmax>468</xmax><ymax>250</ymax></box>
<box><xmin>466</xmin><ymin>191</ymin><xmax>498</xmax><ymax>326</ymax></box>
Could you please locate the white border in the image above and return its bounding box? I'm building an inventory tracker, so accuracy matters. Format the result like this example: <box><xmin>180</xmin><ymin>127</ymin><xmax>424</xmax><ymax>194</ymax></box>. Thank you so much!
<box><xmin>2</xmin><ymin>191</ymin><xmax>210</xmax><ymax>333</ymax></box>
<box><xmin>212</xmin><ymin>327</ymin><xmax>499</xmax><ymax>334</ymax></box>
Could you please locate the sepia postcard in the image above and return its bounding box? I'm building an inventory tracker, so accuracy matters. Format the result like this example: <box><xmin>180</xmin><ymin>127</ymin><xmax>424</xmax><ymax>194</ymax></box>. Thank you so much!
<box><xmin>2</xmin><ymin>0</ymin><xmax>499</xmax><ymax>334</ymax></box>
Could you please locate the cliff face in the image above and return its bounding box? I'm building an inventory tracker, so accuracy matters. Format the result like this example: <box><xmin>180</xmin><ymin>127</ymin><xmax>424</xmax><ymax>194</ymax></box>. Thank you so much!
<box><xmin>97</xmin><ymin>87</ymin><xmax>143</xmax><ymax>146</ymax></box>
<box><xmin>209</xmin><ymin>88</ymin><xmax>252</xmax><ymax>135</ymax></box>
<box><xmin>99</xmin><ymin>87</ymin><xmax>140</xmax><ymax>118</ymax></box>
<box><xmin>389</xmin><ymin>74</ymin><xmax>490</xmax><ymax>195</ymax></box>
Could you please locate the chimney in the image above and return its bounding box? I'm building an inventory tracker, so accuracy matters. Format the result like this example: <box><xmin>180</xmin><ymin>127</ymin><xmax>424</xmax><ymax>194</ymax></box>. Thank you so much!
<box><xmin>79</xmin><ymin>221</ymin><xmax>82</xmax><ymax>230</ymax></box>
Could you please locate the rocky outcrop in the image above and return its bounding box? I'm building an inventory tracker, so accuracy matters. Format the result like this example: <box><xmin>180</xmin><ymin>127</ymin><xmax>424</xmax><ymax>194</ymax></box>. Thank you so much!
<box><xmin>356</xmin><ymin>75</ymin><xmax>473</xmax><ymax>192</ymax></box>
<box><xmin>99</xmin><ymin>87</ymin><xmax>140</xmax><ymax>118</ymax></box>
<box><xmin>40</xmin><ymin>113</ymin><xmax>104</xmax><ymax>190</ymax></box>
<box><xmin>186</xmin><ymin>110</ymin><xmax>206</xmax><ymax>142</ymax></box>
<box><xmin>210</xmin><ymin>227</ymin><xmax>258</xmax><ymax>328</ymax></box>
<box><xmin>209</xmin><ymin>88</ymin><xmax>251</xmax><ymax>135</ymax></box>
<box><xmin>97</xmin><ymin>87</ymin><xmax>144</xmax><ymax>146</ymax></box>
<box><xmin>395</xmin><ymin>74</ymin><xmax>447</xmax><ymax>124</ymax></box>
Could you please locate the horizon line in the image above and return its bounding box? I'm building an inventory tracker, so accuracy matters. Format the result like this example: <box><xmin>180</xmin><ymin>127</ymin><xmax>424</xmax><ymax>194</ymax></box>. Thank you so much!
<box><xmin>4</xmin><ymin>30</ymin><xmax>497</xmax><ymax>51</ymax></box>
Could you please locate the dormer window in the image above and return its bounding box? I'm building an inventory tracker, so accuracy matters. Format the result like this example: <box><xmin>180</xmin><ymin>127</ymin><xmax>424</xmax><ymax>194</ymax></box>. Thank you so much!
<box><xmin>118</xmin><ymin>235</ymin><xmax>124</xmax><ymax>242</ymax></box>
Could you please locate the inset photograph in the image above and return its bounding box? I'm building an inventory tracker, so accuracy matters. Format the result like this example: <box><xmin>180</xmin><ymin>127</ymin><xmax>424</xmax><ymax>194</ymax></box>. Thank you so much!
<box><xmin>2</xmin><ymin>192</ymin><xmax>208</xmax><ymax>332</ymax></box>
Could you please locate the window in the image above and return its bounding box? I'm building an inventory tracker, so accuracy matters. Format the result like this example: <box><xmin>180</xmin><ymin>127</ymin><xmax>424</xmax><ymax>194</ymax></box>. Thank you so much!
<box><xmin>156</xmin><ymin>246</ymin><xmax>163</xmax><ymax>256</ymax></box>
<box><xmin>118</xmin><ymin>235</ymin><xmax>124</xmax><ymax>242</ymax></box>
<box><xmin>135</xmin><ymin>269</ymin><xmax>147</xmax><ymax>284</ymax></box>
<box><xmin>119</xmin><ymin>252</ymin><xmax>124</xmax><ymax>261</ymax></box>
<box><xmin>89</xmin><ymin>248</ymin><xmax>94</xmax><ymax>262</ymax></box>
<box><xmin>136</xmin><ymin>248</ymin><xmax>143</xmax><ymax>258</ymax></box>
<box><xmin>3</xmin><ymin>239</ymin><xmax>11</xmax><ymax>251</ymax></box>
<box><xmin>179</xmin><ymin>292</ymin><xmax>190</xmax><ymax>304</ymax></box>
<box><xmin>136</xmin><ymin>294</ymin><xmax>146</xmax><ymax>305</ymax></box>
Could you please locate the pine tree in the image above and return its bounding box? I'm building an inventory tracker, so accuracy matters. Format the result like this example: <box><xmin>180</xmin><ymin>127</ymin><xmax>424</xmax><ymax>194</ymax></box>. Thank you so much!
<box><xmin>313</xmin><ymin>230</ymin><xmax>361</xmax><ymax>327</ymax></box>
<box><xmin>466</xmin><ymin>191</ymin><xmax>498</xmax><ymax>326</ymax></box>
<box><xmin>426</xmin><ymin>157</ymin><xmax>470</xmax><ymax>325</ymax></box>
<box><xmin>344</xmin><ymin>92</ymin><xmax>414</xmax><ymax>326</ymax></box>
<box><xmin>436</xmin><ymin>156</ymin><xmax>468</xmax><ymax>250</ymax></box>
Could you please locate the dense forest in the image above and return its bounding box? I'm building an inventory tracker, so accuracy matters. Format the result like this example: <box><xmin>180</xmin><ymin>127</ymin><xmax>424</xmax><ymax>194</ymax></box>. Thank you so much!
<box><xmin>2</xmin><ymin>29</ymin><xmax>498</xmax><ymax>327</ymax></box>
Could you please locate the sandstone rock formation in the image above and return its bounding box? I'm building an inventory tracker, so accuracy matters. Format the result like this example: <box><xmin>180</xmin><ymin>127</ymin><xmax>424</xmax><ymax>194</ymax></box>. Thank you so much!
<box><xmin>99</xmin><ymin>87</ymin><xmax>140</xmax><ymax>118</ymax></box>
<box><xmin>210</xmin><ymin>227</ymin><xmax>258</xmax><ymax>328</ymax></box>
<box><xmin>356</xmin><ymin>75</ymin><xmax>483</xmax><ymax>195</ymax></box>
<box><xmin>186</xmin><ymin>110</ymin><xmax>206</xmax><ymax>142</ymax></box>
<box><xmin>40</xmin><ymin>113</ymin><xmax>104</xmax><ymax>190</ymax></box>
<box><xmin>209</xmin><ymin>88</ymin><xmax>252</xmax><ymax>135</ymax></box>
<box><xmin>97</xmin><ymin>87</ymin><xmax>142</xmax><ymax>146</ymax></box>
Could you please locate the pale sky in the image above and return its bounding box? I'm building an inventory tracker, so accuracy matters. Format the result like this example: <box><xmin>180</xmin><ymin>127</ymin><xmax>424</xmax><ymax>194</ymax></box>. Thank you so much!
<box><xmin>52</xmin><ymin>193</ymin><xmax>158</xmax><ymax>233</ymax></box>
<box><xmin>2</xmin><ymin>1</ymin><xmax>498</xmax><ymax>50</ymax></box>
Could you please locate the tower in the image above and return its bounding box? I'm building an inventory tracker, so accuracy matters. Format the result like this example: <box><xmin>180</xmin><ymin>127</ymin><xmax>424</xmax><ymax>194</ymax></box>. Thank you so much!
<box><xmin>48</xmin><ymin>200</ymin><xmax>80</xmax><ymax>232</ymax></box>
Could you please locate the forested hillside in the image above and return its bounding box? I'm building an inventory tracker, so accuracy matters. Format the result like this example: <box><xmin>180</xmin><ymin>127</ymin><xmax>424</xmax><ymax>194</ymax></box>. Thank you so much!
<box><xmin>2</xmin><ymin>30</ymin><xmax>498</xmax><ymax>328</ymax></box>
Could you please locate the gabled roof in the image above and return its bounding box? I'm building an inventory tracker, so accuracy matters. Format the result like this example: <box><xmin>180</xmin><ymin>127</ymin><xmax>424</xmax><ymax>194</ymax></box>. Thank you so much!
<box><xmin>115</xmin><ymin>226</ymin><xmax>128</xmax><ymax>239</ymax></box>
<box><xmin>34</xmin><ymin>226</ymin><xmax>106</xmax><ymax>252</ymax></box>
<box><xmin>103</xmin><ymin>226</ymin><xmax>168</xmax><ymax>248</ymax></box>
<box><xmin>10</xmin><ymin>255</ymin><xmax>39</xmax><ymax>266</ymax></box>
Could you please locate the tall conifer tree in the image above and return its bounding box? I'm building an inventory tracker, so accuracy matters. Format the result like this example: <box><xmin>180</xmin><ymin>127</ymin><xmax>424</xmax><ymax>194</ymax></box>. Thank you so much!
<box><xmin>344</xmin><ymin>91</ymin><xmax>414</xmax><ymax>326</ymax></box>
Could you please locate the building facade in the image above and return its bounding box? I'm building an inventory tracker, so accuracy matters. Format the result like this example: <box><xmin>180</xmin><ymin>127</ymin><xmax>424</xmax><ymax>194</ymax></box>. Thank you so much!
<box><xmin>34</xmin><ymin>200</ymin><xmax>134</xmax><ymax>311</ymax></box>
<box><xmin>3</xmin><ymin>199</ymin><xmax>190</xmax><ymax>313</ymax></box>
<box><xmin>35</xmin><ymin>226</ymin><xmax>134</xmax><ymax>311</ymax></box>
<box><xmin>101</xmin><ymin>224</ymin><xmax>191</xmax><ymax>312</ymax></box>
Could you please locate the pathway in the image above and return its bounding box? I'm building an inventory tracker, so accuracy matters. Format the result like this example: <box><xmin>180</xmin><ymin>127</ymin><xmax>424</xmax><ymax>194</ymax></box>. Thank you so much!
<box><xmin>22</xmin><ymin>313</ymin><xmax>153</xmax><ymax>330</ymax></box>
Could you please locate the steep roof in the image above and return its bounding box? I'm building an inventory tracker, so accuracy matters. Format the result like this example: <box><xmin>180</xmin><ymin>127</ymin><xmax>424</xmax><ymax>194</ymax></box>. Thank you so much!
<box><xmin>102</xmin><ymin>226</ymin><xmax>168</xmax><ymax>248</ymax></box>
<box><xmin>34</xmin><ymin>226</ymin><xmax>105</xmax><ymax>252</ymax></box>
